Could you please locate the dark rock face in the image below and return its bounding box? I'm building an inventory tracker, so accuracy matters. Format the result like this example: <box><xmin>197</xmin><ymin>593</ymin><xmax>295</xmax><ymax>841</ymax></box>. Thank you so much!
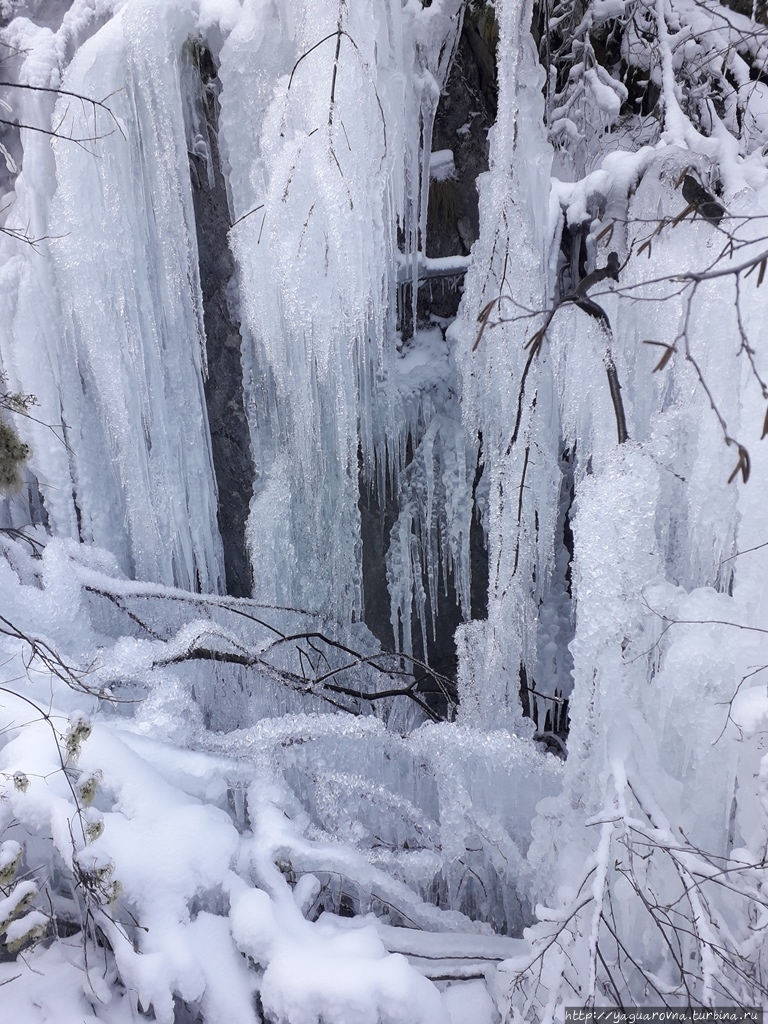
<box><xmin>428</xmin><ymin>18</ymin><xmax>495</xmax><ymax>261</ymax></box>
<box><xmin>185</xmin><ymin>44</ymin><xmax>254</xmax><ymax>598</ymax></box>
<box><xmin>421</xmin><ymin>10</ymin><xmax>496</xmax><ymax>635</ymax></box>
<box><xmin>359</xmin><ymin>469</ymin><xmax>398</xmax><ymax>651</ymax></box>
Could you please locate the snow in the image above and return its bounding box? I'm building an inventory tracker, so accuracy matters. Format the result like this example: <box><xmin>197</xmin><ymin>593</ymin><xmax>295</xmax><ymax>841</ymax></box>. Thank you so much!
<box><xmin>584</xmin><ymin>68</ymin><xmax>625</xmax><ymax>119</ymax></box>
<box><xmin>0</xmin><ymin>537</ymin><xmax>561</xmax><ymax>1019</ymax></box>
<box><xmin>236</xmin><ymin>907</ymin><xmax>446</xmax><ymax>1024</ymax></box>
<box><xmin>444</xmin><ymin>980</ymin><xmax>497</xmax><ymax>1024</ymax></box>
<box><xmin>429</xmin><ymin>148</ymin><xmax>455</xmax><ymax>181</ymax></box>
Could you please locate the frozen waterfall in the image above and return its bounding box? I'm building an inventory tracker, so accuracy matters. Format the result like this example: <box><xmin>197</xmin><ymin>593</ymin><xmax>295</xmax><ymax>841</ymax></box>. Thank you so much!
<box><xmin>2</xmin><ymin>0</ymin><xmax>768</xmax><ymax>1017</ymax></box>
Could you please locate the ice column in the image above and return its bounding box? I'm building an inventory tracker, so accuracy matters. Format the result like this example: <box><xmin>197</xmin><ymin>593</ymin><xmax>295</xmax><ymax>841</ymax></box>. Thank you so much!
<box><xmin>0</xmin><ymin>1</ymin><xmax>225</xmax><ymax>592</ymax></box>
<box><xmin>453</xmin><ymin>0</ymin><xmax>555</xmax><ymax>731</ymax></box>
<box><xmin>221</xmin><ymin>0</ymin><xmax>464</xmax><ymax>626</ymax></box>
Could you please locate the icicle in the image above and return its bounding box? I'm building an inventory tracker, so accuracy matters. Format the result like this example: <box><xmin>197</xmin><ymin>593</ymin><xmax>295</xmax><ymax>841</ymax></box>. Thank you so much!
<box><xmin>453</xmin><ymin>0</ymin><xmax>554</xmax><ymax>731</ymax></box>
<box><xmin>0</xmin><ymin>3</ymin><xmax>226</xmax><ymax>592</ymax></box>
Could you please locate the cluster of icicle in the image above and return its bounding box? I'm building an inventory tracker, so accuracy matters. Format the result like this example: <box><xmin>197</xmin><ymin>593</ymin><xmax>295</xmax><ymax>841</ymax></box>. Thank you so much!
<box><xmin>451</xmin><ymin>0</ymin><xmax>768</xmax><ymax>1010</ymax></box>
<box><xmin>0</xmin><ymin>0</ymin><xmax>471</xmax><ymax>639</ymax></box>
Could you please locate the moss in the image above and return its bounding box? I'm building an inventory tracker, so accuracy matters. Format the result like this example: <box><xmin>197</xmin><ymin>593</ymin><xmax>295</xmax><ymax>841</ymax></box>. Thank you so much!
<box><xmin>0</xmin><ymin>419</ymin><xmax>30</xmax><ymax>493</ymax></box>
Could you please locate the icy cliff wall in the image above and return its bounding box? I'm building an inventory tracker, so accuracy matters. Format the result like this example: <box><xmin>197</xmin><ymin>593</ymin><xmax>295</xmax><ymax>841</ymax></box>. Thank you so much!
<box><xmin>447</xmin><ymin>0</ymin><xmax>768</xmax><ymax>1006</ymax></box>
<box><xmin>0</xmin><ymin>0</ymin><xmax>469</xmax><ymax>624</ymax></box>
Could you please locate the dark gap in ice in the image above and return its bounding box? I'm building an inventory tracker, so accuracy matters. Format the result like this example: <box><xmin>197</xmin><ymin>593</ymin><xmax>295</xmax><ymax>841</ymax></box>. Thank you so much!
<box><xmin>358</xmin><ymin>7</ymin><xmax>497</xmax><ymax>710</ymax></box>
<box><xmin>184</xmin><ymin>41</ymin><xmax>254</xmax><ymax>598</ymax></box>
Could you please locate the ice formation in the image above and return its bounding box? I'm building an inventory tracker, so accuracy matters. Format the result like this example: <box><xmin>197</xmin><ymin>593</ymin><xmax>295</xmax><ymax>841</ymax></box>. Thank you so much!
<box><xmin>2</xmin><ymin>0</ymin><xmax>768</xmax><ymax>1017</ymax></box>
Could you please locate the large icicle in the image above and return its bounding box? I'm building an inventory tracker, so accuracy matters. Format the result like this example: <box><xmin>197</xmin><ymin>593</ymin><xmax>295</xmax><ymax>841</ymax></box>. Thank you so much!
<box><xmin>452</xmin><ymin>0</ymin><xmax>555</xmax><ymax>732</ymax></box>
<box><xmin>0</xmin><ymin>1</ymin><xmax>226</xmax><ymax>592</ymax></box>
<box><xmin>219</xmin><ymin>0</ymin><xmax>397</xmax><ymax>623</ymax></box>
<box><xmin>220</xmin><ymin>0</ymin><xmax>465</xmax><ymax>628</ymax></box>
